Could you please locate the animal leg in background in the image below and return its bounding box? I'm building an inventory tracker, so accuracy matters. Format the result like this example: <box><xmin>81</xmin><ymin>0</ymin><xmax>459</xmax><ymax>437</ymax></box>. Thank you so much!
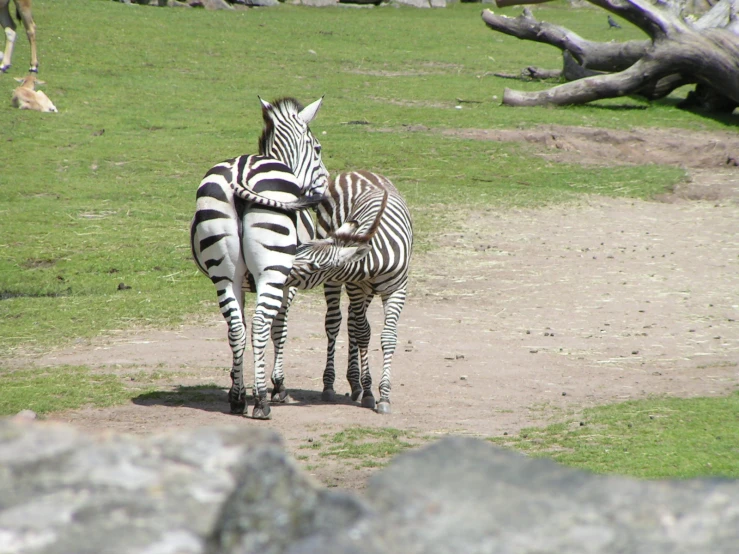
<box><xmin>0</xmin><ymin>0</ymin><xmax>38</xmax><ymax>73</ymax></box>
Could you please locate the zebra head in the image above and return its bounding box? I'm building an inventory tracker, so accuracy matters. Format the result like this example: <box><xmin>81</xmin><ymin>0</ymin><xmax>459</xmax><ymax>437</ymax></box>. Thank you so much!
<box><xmin>286</xmin><ymin>221</ymin><xmax>371</xmax><ymax>290</ymax></box>
<box><xmin>258</xmin><ymin>96</ymin><xmax>329</xmax><ymax>202</ymax></box>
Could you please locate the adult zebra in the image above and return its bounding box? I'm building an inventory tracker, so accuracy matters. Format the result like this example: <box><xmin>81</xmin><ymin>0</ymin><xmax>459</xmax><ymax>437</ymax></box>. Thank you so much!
<box><xmin>285</xmin><ymin>171</ymin><xmax>413</xmax><ymax>414</ymax></box>
<box><xmin>190</xmin><ymin>97</ymin><xmax>327</xmax><ymax>419</ymax></box>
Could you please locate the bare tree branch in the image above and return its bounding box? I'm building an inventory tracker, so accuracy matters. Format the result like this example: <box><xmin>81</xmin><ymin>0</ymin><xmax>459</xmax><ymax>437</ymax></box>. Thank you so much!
<box><xmin>481</xmin><ymin>8</ymin><xmax>649</xmax><ymax>71</ymax></box>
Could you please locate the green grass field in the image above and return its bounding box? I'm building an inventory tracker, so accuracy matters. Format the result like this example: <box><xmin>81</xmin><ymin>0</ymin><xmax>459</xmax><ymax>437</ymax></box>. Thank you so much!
<box><xmin>1</xmin><ymin>0</ymin><xmax>736</xmax><ymax>480</ymax></box>
<box><xmin>2</xmin><ymin>0</ymin><xmax>727</xmax><ymax>352</ymax></box>
<box><xmin>490</xmin><ymin>392</ymin><xmax>739</xmax><ymax>479</ymax></box>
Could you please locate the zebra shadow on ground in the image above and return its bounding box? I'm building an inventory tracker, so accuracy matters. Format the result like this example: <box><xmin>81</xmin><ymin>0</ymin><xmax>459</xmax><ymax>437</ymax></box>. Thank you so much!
<box><xmin>131</xmin><ymin>385</ymin><xmax>357</xmax><ymax>414</ymax></box>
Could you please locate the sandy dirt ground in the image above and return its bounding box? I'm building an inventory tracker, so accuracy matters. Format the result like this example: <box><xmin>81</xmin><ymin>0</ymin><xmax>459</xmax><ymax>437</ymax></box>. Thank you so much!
<box><xmin>9</xmin><ymin>126</ymin><xmax>739</xmax><ymax>489</ymax></box>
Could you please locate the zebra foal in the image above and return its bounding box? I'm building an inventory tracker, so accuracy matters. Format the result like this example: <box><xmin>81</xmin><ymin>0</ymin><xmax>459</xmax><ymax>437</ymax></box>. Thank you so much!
<box><xmin>190</xmin><ymin>97</ymin><xmax>327</xmax><ymax>419</ymax></box>
<box><xmin>286</xmin><ymin>171</ymin><xmax>413</xmax><ymax>414</ymax></box>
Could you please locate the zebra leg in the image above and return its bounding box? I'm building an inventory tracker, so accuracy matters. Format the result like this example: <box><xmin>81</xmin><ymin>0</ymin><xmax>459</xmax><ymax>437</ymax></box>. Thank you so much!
<box><xmin>216</xmin><ymin>277</ymin><xmax>248</xmax><ymax>415</ymax></box>
<box><xmin>376</xmin><ymin>288</ymin><xmax>407</xmax><ymax>415</ymax></box>
<box><xmin>344</xmin><ymin>291</ymin><xmax>363</xmax><ymax>402</ymax></box>
<box><xmin>250</xmin><ymin>303</ymin><xmax>278</xmax><ymax>420</ymax></box>
<box><xmin>270</xmin><ymin>286</ymin><xmax>296</xmax><ymax>403</ymax></box>
<box><xmin>347</xmin><ymin>286</ymin><xmax>374</xmax><ymax>408</ymax></box>
<box><xmin>192</xmin><ymin>210</ymin><xmax>249</xmax><ymax>415</ymax></box>
<box><xmin>243</xmin><ymin>209</ymin><xmax>297</xmax><ymax>420</ymax></box>
<box><xmin>321</xmin><ymin>283</ymin><xmax>342</xmax><ymax>402</ymax></box>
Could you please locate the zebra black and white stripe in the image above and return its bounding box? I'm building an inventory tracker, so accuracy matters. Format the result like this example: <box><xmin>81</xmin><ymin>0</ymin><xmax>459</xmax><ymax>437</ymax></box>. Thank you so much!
<box><xmin>285</xmin><ymin>170</ymin><xmax>413</xmax><ymax>414</ymax></box>
<box><xmin>190</xmin><ymin>97</ymin><xmax>327</xmax><ymax>419</ymax></box>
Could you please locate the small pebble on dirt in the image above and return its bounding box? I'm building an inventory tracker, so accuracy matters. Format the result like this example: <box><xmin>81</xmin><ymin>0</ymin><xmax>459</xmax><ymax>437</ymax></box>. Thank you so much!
<box><xmin>562</xmin><ymin>392</ymin><xmax>567</xmax><ymax>396</ymax></box>
<box><xmin>460</xmin><ymin>375</ymin><xmax>467</xmax><ymax>381</ymax></box>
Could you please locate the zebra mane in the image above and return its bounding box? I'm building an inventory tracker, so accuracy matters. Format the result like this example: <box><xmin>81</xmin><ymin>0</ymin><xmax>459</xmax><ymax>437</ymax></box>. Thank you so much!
<box><xmin>258</xmin><ymin>97</ymin><xmax>305</xmax><ymax>155</ymax></box>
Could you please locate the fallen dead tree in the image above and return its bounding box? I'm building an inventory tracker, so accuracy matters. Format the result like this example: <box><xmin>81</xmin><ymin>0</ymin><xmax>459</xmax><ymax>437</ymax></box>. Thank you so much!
<box><xmin>481</xmin><ymin>0</ymin><xmax>739</xmax><ymax>113</ymax></box>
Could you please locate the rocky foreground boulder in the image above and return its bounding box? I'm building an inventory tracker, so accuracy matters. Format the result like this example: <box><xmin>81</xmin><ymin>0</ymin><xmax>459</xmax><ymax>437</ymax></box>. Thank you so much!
<box><xmin>1</xmin><ymin>419</ymin><xmax>738</xmax><ymax>553</ymax></box>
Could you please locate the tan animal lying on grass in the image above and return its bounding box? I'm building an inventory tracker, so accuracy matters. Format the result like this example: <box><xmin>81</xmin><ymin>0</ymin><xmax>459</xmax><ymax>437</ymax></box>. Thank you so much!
<box><xmin>11</xmin><ymin>74</ymin><xmax>56</xmax><ymax>112</ymax></box>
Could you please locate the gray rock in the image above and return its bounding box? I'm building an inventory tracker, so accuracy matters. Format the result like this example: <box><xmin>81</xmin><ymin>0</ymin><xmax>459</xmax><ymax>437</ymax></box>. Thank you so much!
<box><xmin>190</xmin><ymin>0</ymin><xmax>234</xmax><ymax>8</ymax></box>
<box><xmin>238</xmin><ymin>0</ymin><xmax>280</xmax><ymax>6</ymax></box>
<box><xmin>359</xmin><ymin>437</ymin><xmax>739</xmax><ymax>554</ymax></box>
<box><xmin>2</xmin><ymin>423</ymin><xmax>738</xmax><ymax>554</ymax></box>
<box><xmin>0</xmin><ymin>421</ymin><xmax>283</xmax><ymax>554</ymax></box>
<box><xmin>211</xmin><ymin>446</ymin><xmax>372</xmax><ymax>554</ymax></box>
<box><xmin>289</xmin><ymin>0</ymin><xmax>339</xmax><ymax>5</ymax></box>
<box><xmin>390</xmin><ymin>0</ymin><xmax>430</xmax><ymax>5</ymax></box>
<box><xmin>12</xmin><ymin>410</ymin><xmax>37</xmax><ymax>421</ymax></box>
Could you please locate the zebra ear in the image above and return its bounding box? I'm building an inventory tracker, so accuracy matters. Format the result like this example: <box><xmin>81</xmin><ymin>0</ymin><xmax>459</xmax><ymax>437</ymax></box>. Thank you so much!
<box><xmin>298</xmin><ymin>96</ymin><xmax>324</xmax><ymax>125</ymax></box>
<box><xmin>259</xmin><ymin>96</ymin><xmax>273</xmax><ymax>113</ymax></box>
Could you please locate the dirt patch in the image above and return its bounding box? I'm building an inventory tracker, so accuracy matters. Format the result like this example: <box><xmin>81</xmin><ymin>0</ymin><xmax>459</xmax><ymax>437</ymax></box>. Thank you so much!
<box><xmin>7</xmin><ymin>126</ymin><xmax>739</xmax><ymax>490</ymax></box>
<box><xmin>443</xmin><ymin>126</ymin><xmax>739</xmax><ymax>170</ymax></box>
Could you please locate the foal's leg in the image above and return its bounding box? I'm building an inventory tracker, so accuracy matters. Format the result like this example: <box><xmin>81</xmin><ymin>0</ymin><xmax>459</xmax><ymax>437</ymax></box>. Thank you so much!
<box><xmin>321</xmin><ymin>283</ymin><xmax>342</xmax><ymax>401</ymax></box>
<box><xmin>346</xmin><ymin>284</ymin><xmax>374</xmax><ymax>408</ymax></box>
<box><xmin>376</xmin><ymin>287</ymin><xmax>407</xmax><ymax>415</ymax></box>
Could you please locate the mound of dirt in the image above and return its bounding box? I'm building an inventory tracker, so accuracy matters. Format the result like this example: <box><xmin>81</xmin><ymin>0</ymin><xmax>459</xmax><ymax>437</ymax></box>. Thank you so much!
<box><xmin>443</xmin><ymin>125</ymin><xmax>739</xmax><ymax>169</ymax></box>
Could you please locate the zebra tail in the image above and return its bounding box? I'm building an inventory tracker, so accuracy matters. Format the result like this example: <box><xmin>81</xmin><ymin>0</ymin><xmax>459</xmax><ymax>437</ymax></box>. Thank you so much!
<box><xmin>230</xmin><ymin>187</ymin><xmax>324</xmax><ymax>211</ymax></box>
<box><xmin>333</xmin><ymin>189</ymin><xmax>388</xmax><ymax>244</ymax></box>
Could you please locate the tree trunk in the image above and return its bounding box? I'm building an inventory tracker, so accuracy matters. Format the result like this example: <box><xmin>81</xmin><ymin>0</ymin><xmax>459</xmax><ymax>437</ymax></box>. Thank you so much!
<box><xmin>482</xmin><ymin>0</ymin><xmax>739</xmax><ymax>112</ymax></box>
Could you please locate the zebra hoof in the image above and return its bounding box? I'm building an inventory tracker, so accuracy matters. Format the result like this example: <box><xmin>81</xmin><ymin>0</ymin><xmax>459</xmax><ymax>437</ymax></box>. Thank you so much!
<box><xmin>361</xmin><ymin>394</ymin><xmax>376</xmax><ymax>410</ymax></box>
<box><xmin>321</xmin><ymin>389</ymin><xmax>336</xmax><ymax>402</ymax></box>
<box><xmin>252</xmin><ymin>403</ymin><xmax>272</xmax><ymax>420</ymax></box>
<box><xmin>271</xmin><ymin>385</ymin><xmax>289</xmax><ymax>403</ymax></box>
<box><xmin>230</xmin><ymin>401</ymin><xmax>246</xmax><ymax>415</ymax></box>
<box><xmin>376</xmin><ymin>401</ymin><xmax>391</xmax><ymax>415</ymax></box>
<box><xmin>228</xmin><ymin>388</ymin><xmax>247</xmax><ymax>415</ymax></box>
<box><xmin>350</xmin><ymin>389</ymin><xmax>363</xmax><ymax>402</ymax></box>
